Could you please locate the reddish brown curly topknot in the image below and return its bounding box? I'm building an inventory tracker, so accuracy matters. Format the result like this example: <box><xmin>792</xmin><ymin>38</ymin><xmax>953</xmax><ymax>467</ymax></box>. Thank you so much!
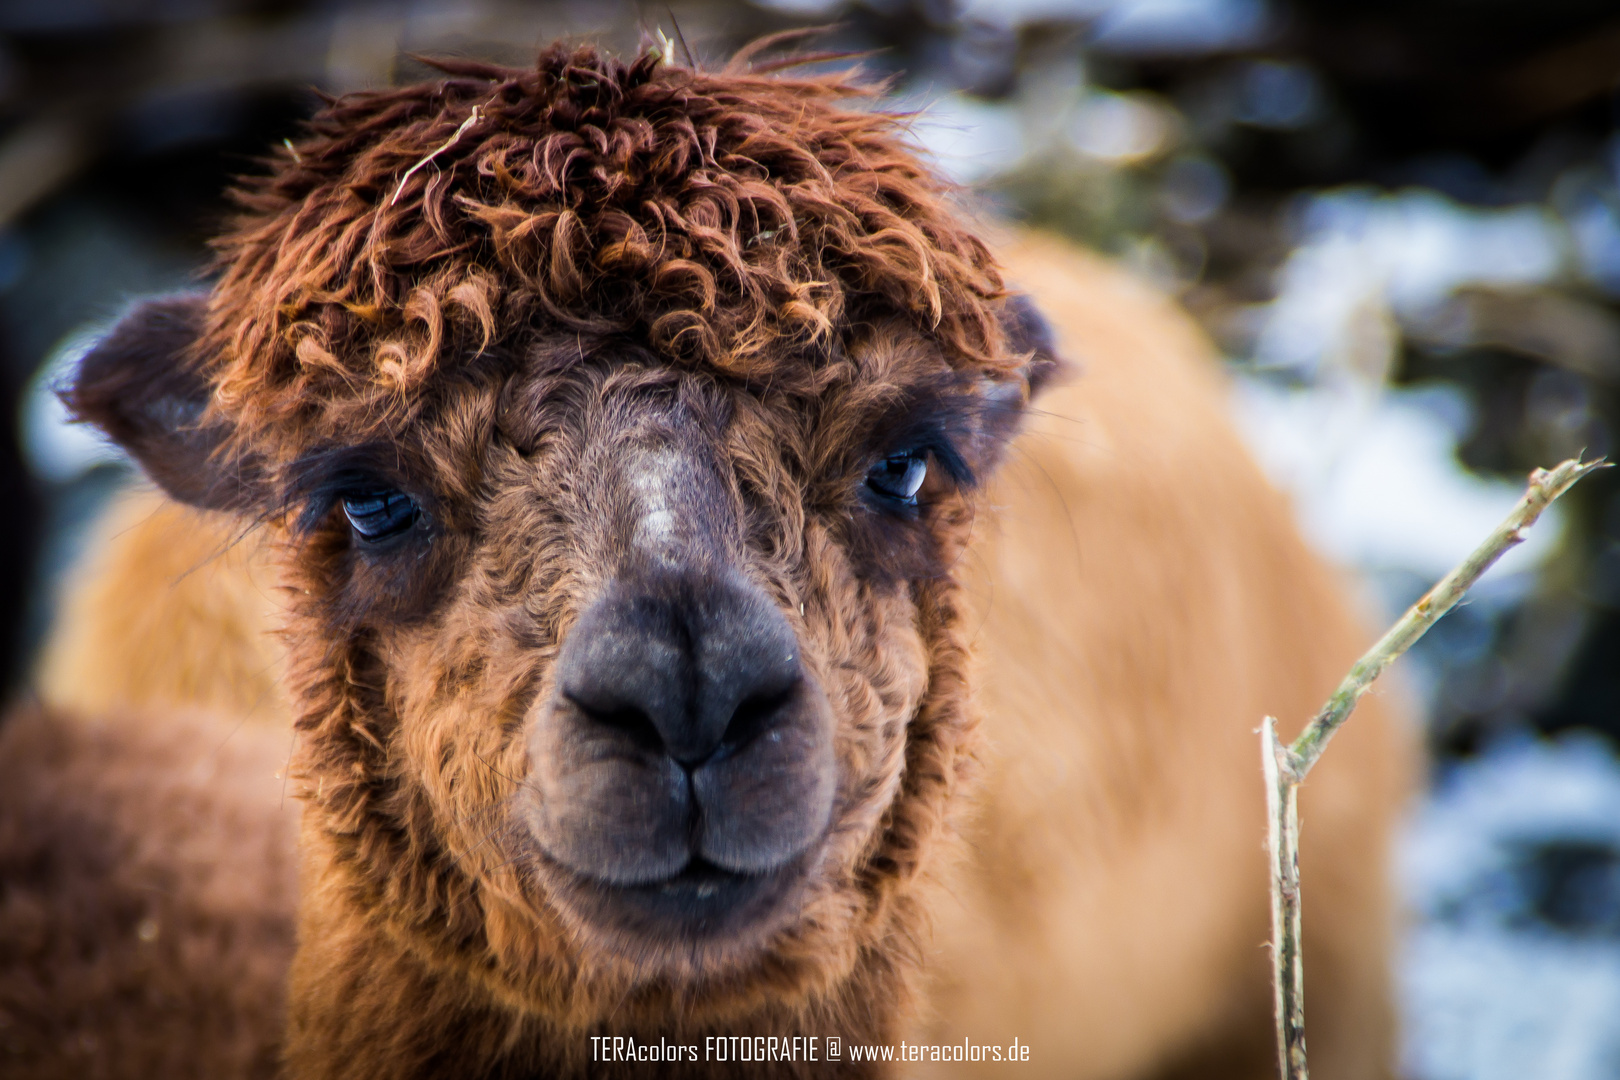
<box><xmin>204</xmin><ymin>43</ymin><xmax>1013</xmax><ymax>461</ymax></box>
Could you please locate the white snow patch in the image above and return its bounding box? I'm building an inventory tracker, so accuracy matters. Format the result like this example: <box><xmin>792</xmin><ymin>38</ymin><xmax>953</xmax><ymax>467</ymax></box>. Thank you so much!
<box><xmin>1228</xmin><ymin>377</ymin><xmax>1562</xmax><ymax>583</ymax></box>
<box><xmin>23</xmin><ymin>322</ymin><xmax>129</xmax><ymax>484</ymax></box>
<box><xmin>1399</xmin><ymin>736</ymin><xmax>1620</xmax><ymax>1080</ymax></box>
<box><xmin>1256</xmin><ymin>189</ymin><xmax>1567</xmax><ymax>378</ymax></box>
<box><xmin>1401</xmin><ymin>928</ymin><xmax>1620</xmax><ymax>1080</ymax></box>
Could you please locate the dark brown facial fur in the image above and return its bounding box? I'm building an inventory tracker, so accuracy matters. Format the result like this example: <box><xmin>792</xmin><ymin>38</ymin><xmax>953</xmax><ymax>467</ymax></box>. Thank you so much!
<box><xmin>64</xmin><ymin>42</ymin><xmax>1059</xmax><ymax>1075</ymax></box>
<box><xmin>273</xmin><ymin>324</ymin><xmax>1029</xmax><ymax>989</ymax></box>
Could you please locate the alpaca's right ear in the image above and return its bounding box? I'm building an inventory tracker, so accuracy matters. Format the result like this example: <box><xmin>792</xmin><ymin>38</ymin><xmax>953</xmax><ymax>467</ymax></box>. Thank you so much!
<box><xmin>63</xmin><ymin>294</ymin><xmax>265</xmax><ymax>512</ymax></box>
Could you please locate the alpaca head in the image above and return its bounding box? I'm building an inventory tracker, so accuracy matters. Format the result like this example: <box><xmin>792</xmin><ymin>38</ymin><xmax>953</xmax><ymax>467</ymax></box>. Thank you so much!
<box><xmin>68</xmin><ymin>44</ymin><xmax>1058</xmax><ymax>1026</ymax></box>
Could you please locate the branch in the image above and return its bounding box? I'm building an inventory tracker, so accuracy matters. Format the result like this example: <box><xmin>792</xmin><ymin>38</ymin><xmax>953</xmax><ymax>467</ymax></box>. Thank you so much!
<box><xmin>1264</xmin><ymin>456</ymin><xmax>1605</xmax><ymax>1080</ymax></box>
<box><xmin>1282</xmin><ymin>456</ymin><xmax>1604</xmax><ymax>782</ymax></box>
<box><xmin>1263</xmin><ymin>716</ymin><xmax>1306</xmax><ymax>1078</ymax></box>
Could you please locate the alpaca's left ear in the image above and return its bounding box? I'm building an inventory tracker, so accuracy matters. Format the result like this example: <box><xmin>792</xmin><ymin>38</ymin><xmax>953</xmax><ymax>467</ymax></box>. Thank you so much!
<box><xmin>998</xmin><ymin>292</ymin><xmax>1065</xmax><ymax>400</ymax></box>
<box><xmin>972</xmin><ymin>293</ymin><xmax>1068</xmax><ymax>463</ymax></box>
<box><xmin>62</xmin><ymin>293</ymin><xmax>266</xmax><ymax>512</ymax></box>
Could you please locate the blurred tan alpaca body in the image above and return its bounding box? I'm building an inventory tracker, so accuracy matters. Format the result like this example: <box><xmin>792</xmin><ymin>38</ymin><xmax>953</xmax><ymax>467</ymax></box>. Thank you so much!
<box><xmin>10</xmin><ymin>234</ymin><xmax>1409</xmax><ymax>1080</ymax></box>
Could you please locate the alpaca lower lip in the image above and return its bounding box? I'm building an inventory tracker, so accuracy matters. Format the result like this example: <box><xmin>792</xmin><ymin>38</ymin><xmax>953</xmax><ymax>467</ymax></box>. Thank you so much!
<box><xmin>646</xmin><ymin>859</ymin><xmax>753</xmax><ymax>902</ymax></box>
<box><xmin>604</xmin><ymin>858</ymin><xmax>771</xmax><ymax>919</ymax></box>
<box><xmin>560</xmin><ymin>854</ymin><xmax>808</xmax><ymax>942</ymax></box>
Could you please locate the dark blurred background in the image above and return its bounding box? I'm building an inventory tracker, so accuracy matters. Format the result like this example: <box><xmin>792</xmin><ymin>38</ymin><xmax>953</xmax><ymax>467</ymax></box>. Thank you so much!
<box><xmin>4</xmin><ymin>1</ymin><xmax>1620</xmax><ymax>1073</ymax></box>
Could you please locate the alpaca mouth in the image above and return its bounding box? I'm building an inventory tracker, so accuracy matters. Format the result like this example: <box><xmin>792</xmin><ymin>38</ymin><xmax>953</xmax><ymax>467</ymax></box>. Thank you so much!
<box><xmin>553</xmin><ymin>849</ymin><xmax>815</xmax><ymax>947</ymax></box>
<box><xmin>621</xmin><ymin>857</ymin><xmax>771</xmax><ymax>918</ymax></box>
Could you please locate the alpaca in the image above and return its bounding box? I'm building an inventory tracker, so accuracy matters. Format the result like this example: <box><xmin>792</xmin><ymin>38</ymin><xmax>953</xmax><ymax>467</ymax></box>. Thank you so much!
<box><xmin>2</xmin><ymin>45</ymin><xmax>1411</xmax><ymax>1079</ymax></box>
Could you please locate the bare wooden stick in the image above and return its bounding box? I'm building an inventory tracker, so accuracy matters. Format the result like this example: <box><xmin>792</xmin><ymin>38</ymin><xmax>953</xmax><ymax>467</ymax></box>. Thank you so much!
<box><xmin>1263</xmin><ymin>715</ymin><xmax>1306</xmax><ymax>1077</ymax></box>
<box><xmin>1264</xmin><ymin>456</ymin><xmax>1605</xmax><ymax>1080</ymax></box>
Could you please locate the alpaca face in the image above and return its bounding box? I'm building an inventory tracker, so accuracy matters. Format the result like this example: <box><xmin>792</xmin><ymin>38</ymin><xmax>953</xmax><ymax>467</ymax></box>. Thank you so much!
<box><xmin>272</xmin><ymin>324</ymin><xmax>1021</xmax><ymax>984</ymax></box>
<box><xmin>67</xmin><ymin>46</ymin><xmax>1057</xmax><ymax>1021</ymax></box>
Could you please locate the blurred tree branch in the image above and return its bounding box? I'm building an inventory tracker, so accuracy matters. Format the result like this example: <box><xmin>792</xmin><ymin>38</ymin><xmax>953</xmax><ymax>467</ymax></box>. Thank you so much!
<box><xmin>1263</xmin><ymin>455</ymin><xmax>1606</xmax><ymax>1080</ymax></box>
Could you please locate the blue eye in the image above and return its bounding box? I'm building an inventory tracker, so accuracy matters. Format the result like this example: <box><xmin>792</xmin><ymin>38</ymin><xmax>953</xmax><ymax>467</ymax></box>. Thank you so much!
<box><xmin>866</xmin><ymin>451</ymin><xmax>928</xmax><ymax>506</ymax></box>
<box><xmin>342</xmin><ymin>490</ymin><xmax>419</xmax><ymax>542</ymax></box>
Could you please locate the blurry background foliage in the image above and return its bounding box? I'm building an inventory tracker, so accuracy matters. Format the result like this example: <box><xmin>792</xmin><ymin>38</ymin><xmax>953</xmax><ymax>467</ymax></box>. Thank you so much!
<box><xmin>7</xmin><ymin>1</ymin><xmax>1620</xmax><ymax>1074</ymax></box>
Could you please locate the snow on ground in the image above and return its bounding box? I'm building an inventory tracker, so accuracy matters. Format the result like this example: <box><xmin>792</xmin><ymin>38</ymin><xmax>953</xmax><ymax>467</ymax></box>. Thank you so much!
<box><xmin>1399</xmin><ymin>735</ymin><xmax>1620</xmax><ymax>1080</ymax></box>
<box><xmin>1228</xmin><ymin>377</ymin><xmax>1562</xmax><ymax>587</ymax></box>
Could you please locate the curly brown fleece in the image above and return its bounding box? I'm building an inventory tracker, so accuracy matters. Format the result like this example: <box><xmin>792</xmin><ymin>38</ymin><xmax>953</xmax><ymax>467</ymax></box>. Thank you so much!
<box><xmin>202</xmin><ymin>42</ymin><xmax>1017</xmax><ymax>466</ymax></box>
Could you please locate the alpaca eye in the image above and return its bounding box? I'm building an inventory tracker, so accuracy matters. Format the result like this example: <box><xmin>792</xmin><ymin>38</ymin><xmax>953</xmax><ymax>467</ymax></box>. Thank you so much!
<box><xmin>342</xmin><ymin>490</ymin><xmax>419</xmax><ymax>542</ymax></box>
<box><xmin>866</xmin><ymin>451</ymin><xmax>928</xmax><ymax>506</ymax></box>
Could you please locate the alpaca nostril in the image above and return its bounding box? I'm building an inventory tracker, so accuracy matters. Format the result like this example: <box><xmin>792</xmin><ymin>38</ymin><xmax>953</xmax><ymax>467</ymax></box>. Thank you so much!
<box><xmin>563</xmin><ymin>666</ymin><xmax>803</xmax><ymax>769</ymax></box>
<box><xmin>566</xmin><ymin>695</ymin><xmax>666</xmax><ymax>755</ymax></box>
<box><xmin>575</xmin><ymin>679</ymin><xmax>801</xmax><ymax>768</ymax></box>
<box><xmin>713</xmin><ymin>679</ymin><xmax>800</xmax><ymax>763</ymax></box>
<box><xmin>553</xmin><ymin>570</ymin><xmax>807</xmax><ymax>767</ymax></box>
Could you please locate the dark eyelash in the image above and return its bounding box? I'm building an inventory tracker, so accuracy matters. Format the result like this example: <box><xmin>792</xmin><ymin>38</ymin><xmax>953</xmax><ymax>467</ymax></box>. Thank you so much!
<box><xmin>281</xmin><ymin>445</ymin><xmax>430</xmax><ymax>535</ymax></box>
<box><xmin>915</xmin><ymin>435</ymin><xmax>973</xmax><ymax>487</ymax></box>
<box><xmin>872</xmin><ymin>422</ymin><xmax>974</xmax><ymax>489</ymax></box>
